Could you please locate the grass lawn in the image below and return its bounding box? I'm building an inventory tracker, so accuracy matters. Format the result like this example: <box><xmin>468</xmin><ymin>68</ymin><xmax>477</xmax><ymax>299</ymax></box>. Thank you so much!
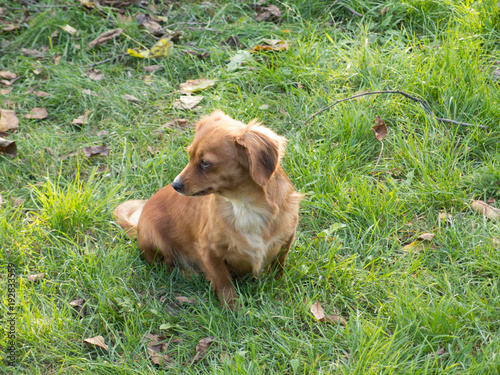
<box><xmin>1</xmin><ymin>0</ymin><xmax>500</xmax><ymax>373</ymax></box>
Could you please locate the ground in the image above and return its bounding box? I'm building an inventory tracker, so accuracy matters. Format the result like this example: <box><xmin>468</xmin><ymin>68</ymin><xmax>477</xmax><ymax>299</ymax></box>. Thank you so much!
<box><xmin>0</xmin><ymin>0</ymin><xmax>500</xmax><ymax>373</ymax></box>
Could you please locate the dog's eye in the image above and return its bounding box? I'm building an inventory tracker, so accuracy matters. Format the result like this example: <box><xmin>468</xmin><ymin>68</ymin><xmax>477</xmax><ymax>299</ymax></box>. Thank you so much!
<box><xmin>200</xmin><ymin>160</ymin><xmax>211</xmax><ymax>169</ymax></box>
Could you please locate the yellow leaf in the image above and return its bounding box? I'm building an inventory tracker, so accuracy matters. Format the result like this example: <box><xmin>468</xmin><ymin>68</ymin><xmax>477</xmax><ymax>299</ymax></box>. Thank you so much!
<box><xmin>127</xmin><ymin>39</ymin><xmax>173</xmax><ymax>59</ymax></box>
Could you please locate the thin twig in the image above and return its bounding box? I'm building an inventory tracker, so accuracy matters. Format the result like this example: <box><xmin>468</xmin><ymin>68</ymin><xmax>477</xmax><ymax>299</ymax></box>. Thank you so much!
<box><xmin>339</xmin><ymin>2</ymin><xmax>363</xmax><ymax>17</ymax></box>
<box><xmin>371</xmin><ymin>141</ymin><xmax>384</xmax><ymax>174</ymax></box>
<box><xmin>85</xmin><ymin>53</ymin><xmax>127</xmax><ymax>68</ymax></box>
<box><xmin>305</xmin><ymin>90</ymin><xmax>488</xmax><ymax>130</ymax></box>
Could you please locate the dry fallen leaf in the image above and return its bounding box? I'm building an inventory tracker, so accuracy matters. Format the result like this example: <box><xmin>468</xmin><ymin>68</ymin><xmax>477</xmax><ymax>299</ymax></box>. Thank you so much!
<box><xmin>193</xmin><ymin>336</ymin><xmax>216</xmax><ymax>363</ymax></box>
<box><xmin>25</xmin><ymin>107</ymin><xmax>48</xmax><ymax>120</ymax></box>
<box><xmin>72</xmin><ymin>110</ymin><xmax>92</xmax><ymax>125</ymax></box>
<box><xmin>82</xmin><ymin>145</ymin><xmax>109</xmax><ymax>157</ymax></box>
<box><xmin>144</xmin><ymin>65</ymin><xmax>163</xmax><ymax>73</ymax></box>
<box><xmin>127</xmin><ymin>38</ymin><xmax>173</xmax><ymax>59</ymax></box>
<box><xmin>175</xmin><ymin>296</ymin><xmax>198</xmax><ymax>305</ymax></box>
<box><xmin>310</xmin><ymin>301</ymin><xmax>325</xmax><ymax>321</ymax></box>
<box><xmin>69</xmin><ymin>298</ymin><xmax>86</xmax><ymax>318</ymax></box>
<box><xmin>123</xmin><ymin>94</ymin><xmax>140</xmax><ymax>103</ymax></box>
<box><xmin>27</xmin><ymin>273</ymin><xmax>45</xmax><ymax>282</ymax></box>
<box><xmin>0</xmin><ymin>109</ymin><xmax>19</xmax><ymax>132</ymax></box>
<box><xmin>2</xmin><ymin>24</ymin><xmax>20</xmax><ymax>32</ymax></box>
<box><xmin>471</xmin><ymin>200</ymin><xmax>500</xmax><ymax>221</ymax></box>
<box><xmin>0</xmin><ymin>71</ymin><xmax>16</xmax><ymax>80</ymax></box>
<box><xmin>418</xmin><ymin>233</ymin><xmax>435</xmax><ymax>242</ymax></box>
<box><xmin>173</xmin><ymin>96</ymin><xmax>203</xmax><ymax>110</ymax></box>
<box><xmin>1</xmin><ymin>88</ymin><xmax>12</xmax><ymax>95</ymax></box>
<box><xmin>52</xmin><ymin>54</ymin><xmax>62</xmax><ymax>65</ymax></box>
<box><xmin>252</xmin><ymin>39</ymin><xmax>289</xmax><ymax>52</ymax></box>
<box><xmin>21</xmin><ymin>48</ymin><xmax>44</xmax><ymax>58</ymax></box>
<box><xmin>180</xmin><ymin>78</ymin><xmax>217</xmax><ymax>95</ymax></box>
<box><xmin>0</xmin><ymin>195</ymin><xmax>2</xmax><ymax>205</ymax></box>
<box><xmin>142</xmin><ymin>20</ymin><xmax>163</xmax><ymax>35</ymax></box>
<box><xmin>61</xmin><ymin>24</ymin><xmax>78</xmax><ymax>35</ymax></box>
<box><xmin>33</xmin><ymin>90</ymin><xmax>51</xmax><ymax>98</ymax></box>
<box><xmin>88</xmin><ymin>28</ymin><xmax>124</xmax><ymax>48</ymax></box>
<box><xmin>0</xmin><ymin>137</ymin><xmax>17</xmax><ymax>158</ymax></box>
<box><xmin>142</xmin><ymin>333</ymin><xmax>172</xmax><ymax>367</ymax></box>
<box><xmin>220</xmin><ymin>35</ymin><xmax>242</xmax><ymax>49</ymax></box>
<box><xmin>310</xmin><ymin>301</ymin><xmax>347</xmax><ymax>326</ymax></box>
<box><xmin>85</xmin><ymin>68</ymin><xmax>105</xmax><ymax>81</ymax></box>
<box><xmin>14</xmin><ymin>198</ymin><xmax>24</xmax><ymax>206</ymax></box>
<box><xmin>372</xmin><ymin>116</ymin><xmax>388</xmax><ymax>141</ymax></box>
<box><xmin>402</xmin><ymin>240</ymin><xmax>435</xmax><ymax>253</ymax></box>
<box><xmin>79</xmin><ymin>0</ymin><xmax>95</xmax><ymax>9</ymax></box>
<box><xmin>255</xmin><ymin>4</ymin><xmax>281</xmax><ymax>23</ymax></box>
<box><xmin>84</xmin><ymin>336</ymin><xmax>108</xmax><ymax>352</ymax></box>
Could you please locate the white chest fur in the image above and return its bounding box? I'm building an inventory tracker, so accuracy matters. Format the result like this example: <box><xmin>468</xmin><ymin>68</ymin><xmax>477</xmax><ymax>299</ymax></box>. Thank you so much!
<box><xmin>224</xmin><ymin>198</ymin><xmax>277</xmax><ymax>275</ymax></box>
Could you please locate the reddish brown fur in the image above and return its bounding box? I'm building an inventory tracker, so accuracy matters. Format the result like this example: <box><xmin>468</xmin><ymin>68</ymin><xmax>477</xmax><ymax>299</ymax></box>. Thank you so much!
<box><xmin>113</xmin><ymin>111</ymin><xmax>301</xmax><ymax>309</ymax></box>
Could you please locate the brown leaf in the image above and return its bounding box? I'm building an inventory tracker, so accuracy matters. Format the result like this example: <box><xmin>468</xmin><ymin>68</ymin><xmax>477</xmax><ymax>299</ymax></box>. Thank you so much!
<box><xmin>52</xmin><ymin>54</ymin><xmax>62</xmax><ymax>65</ymax></box>
<box><xmin>82</xmin><ymin>145</ymin><xmax>110</xmax><ymax>158</ymax></box>
<box><xmin>0</xmin><ymin>109</ymin><xmax>19</xmax><ymax>132</ymax></box>
<box><xmin>25</xmin><ymin>107</ymin><xmax>48</xmax><ymax>120</ymax></box>
<box><xmin>323</xmin><ymin>314</ymin><xmax>347</xmax><ymax>326</ymax></box>
<box><xmin>0</xmin><ymin>71</ymin><xmax>16</xmax><ymax>80</ymax></box>
<box><xmin>471</xmin><ymin>200</ymin><xmax>500</xmax><ymax>221</ymax></box>
<box><xmin>144</xmin><ymin>65</ymin><xmax>163</xmax><ymax>73</ymax></box>
<box><xmin>0</xmin><ymin>194</ymin><xmax>2</xmax><ymax>205</ymax></box>
<box><xmin>44</xmin><ymin>147</ymin><xmax>54</xmax><ymax>156</ymax></box>
<box><xmin>85</xmin><ymin>68</ymin><xmax>105</xmax><ymax>81</ymax></box>
<box><xmin>418</xmin><ymin>233</ymin><xmax>435</xmax><ymax>242</ymax></box>
<box><xmin>142</xmin><ymin>333</ymin><xmax>172</xmax><ymax>367</ymax></box>
<box><xmin>27</xmin><ymin>273</ymin><xmax>45</xmax><ymax>282</ymax></box>
<box><xmin>0</xmin><ymin>137</ymin><xmax>17</xmax><ymax>158</ymax></box>
<box><xmin>193</xmin><ymin>336</ymin><xmax>216</xmax><ymax>363</ymax></box>
<box><xmin>311</xmin><ymin>301</ymin><xmax>346</xmax><ymax>325</ymax></box>
<box><xmin>220</xmin><ymin>35</ymin><xmax>242</xmax><ymax>49</ymax></box>
<box><xmin>487</xmin><ymin>197</ymin><xmax>496</xmax><ymax>205</ymax></box>
<box><xmin>372</xmin><ymin>115</ymin><xmax>388</xmax><ymax>141</ymax></box>
<box><xmin>310</xmin><ymin>301</ymin><xmax>326</xmax><ymax>321</ymax></box>
<box><xmin>14</xmin><ymin>198</ymin><xmax>25</xmax><ymax>206</ymax></box>
<box><xmin>142</xmin><ymin>20</ymin><xmax>163</xmax><ymax>35</ymax></box>
<box><xmin>72</xmin><ymin>110</ymin><xmax>92</xmax><ymax>125</ymax></box>
<box><xmin>21</xmin><ymin>48</ymin><xmax>44</xmax><ymax>58</ymax></box>
<box><xmin>69</xmin><ymin>298</ymin><xmax>86</xmax><ymax>318</ymax></box>
<box><xmin>123</xmin><ymin>94</ymin><xmax>140</xmax><ymax>103</ymax></box>
<box><xmin>2</xmin><ymin>24</ymin><xmax>20</xmax><ymax>32</ymax></box>
<box><xmin>1</xmin><ymin>88</ymin><xmax>12</xmax><ymax>95</ymax></box>
<box><xmin>173</xmin><ymin>96</ymin><xmax>203</xmax><ymax>110</ymax></box>
<box><xmin>84</xmin><ymin>336</ymin><xmax>108</xmax><ymax>352</ymax></box>
<box><xmin>33</xmin><ymin>90</ymin><xmax>51</xmax><ymax>98</ymax></box>
<box><xmin>88</xmin><ymin>28</ymin><xmax>124</xmax><ymax>48</ymax></box>
<box><xmin>255</xmin><ymin>5</ymin><xmax>281</xmax><ymax>22</ymax></box>
<box><xmin>175</xmin><ymin>296</ymin><xmax>198</xmax><ymax>305</ymax></box>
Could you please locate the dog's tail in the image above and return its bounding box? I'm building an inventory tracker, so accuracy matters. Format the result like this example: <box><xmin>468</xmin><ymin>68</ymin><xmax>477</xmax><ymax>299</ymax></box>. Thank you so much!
<box><xmin>113</xmin><ymin>200</ymin><xmax>147</xmax><ymax>238</ymax></box>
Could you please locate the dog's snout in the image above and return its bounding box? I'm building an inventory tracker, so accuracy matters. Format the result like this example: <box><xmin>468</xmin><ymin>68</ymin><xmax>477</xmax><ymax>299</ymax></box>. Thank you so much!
<box><xmin>172</xmin><ymin>181</ymin><xmax>184</xmax><ymax>193</ymax></box>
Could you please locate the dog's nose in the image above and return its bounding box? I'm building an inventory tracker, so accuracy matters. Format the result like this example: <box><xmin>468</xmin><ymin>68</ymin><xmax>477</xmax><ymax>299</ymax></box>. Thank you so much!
<box><xmin>172</xmin><ymin>181</ymin><xmax>184</xmax><ymax>193</ymax></box>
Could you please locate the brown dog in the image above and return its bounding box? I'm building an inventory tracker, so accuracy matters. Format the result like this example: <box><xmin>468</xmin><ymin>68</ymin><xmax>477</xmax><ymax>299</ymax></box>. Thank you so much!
<box><xmin>113</xmin><ymin>111</ymin><xmax>300</xmax><ymax>309</ymax></box>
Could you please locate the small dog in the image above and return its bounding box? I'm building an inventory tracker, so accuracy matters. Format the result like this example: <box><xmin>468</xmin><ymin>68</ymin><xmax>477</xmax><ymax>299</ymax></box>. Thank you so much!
<box><xmin>114</xmin><ymin>111</ymin><xmax>300</xmax><ymax>309</ymax></box>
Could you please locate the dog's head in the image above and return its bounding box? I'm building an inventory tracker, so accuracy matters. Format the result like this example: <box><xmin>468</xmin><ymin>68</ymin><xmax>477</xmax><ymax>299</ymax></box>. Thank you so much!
<box><xmin>172</xmin><ymin>111</ymin><xmax>286</xmax><ymax>197</ymax></box>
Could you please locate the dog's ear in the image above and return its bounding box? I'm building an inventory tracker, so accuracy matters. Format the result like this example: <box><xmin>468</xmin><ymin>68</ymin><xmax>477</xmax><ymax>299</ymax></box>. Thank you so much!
<box><xmin>235</xmin><ymin>126</ymin><xmax>286</xmax><ymax>186</ymax></box>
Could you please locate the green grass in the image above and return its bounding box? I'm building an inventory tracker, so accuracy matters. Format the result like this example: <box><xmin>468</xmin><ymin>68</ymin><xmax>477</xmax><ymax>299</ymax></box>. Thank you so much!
<box><xmin>1</xmin><ymin>0</ymin><xmax>500</xmax><ymax>373</ymax></box>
